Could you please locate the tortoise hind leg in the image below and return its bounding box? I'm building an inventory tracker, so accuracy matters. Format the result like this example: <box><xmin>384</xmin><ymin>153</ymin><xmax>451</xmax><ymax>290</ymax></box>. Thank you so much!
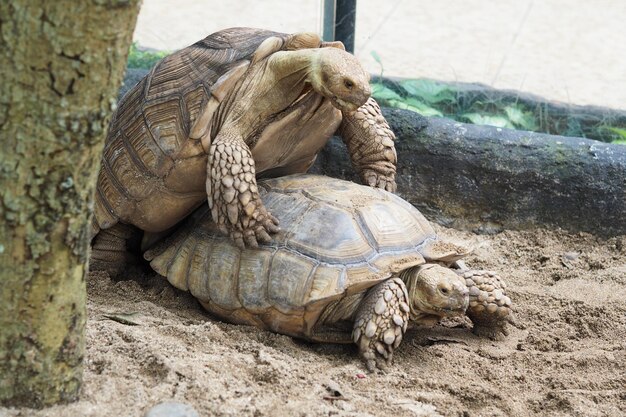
<box><xmin>352</xmin><ymin>278</ymin><xmax>410</xmax><ymax>372</ymax></box>
<box><xmin>90</xmin><ymin>222</ymin><xmax>142</xmax><ymax>278</ymax></box>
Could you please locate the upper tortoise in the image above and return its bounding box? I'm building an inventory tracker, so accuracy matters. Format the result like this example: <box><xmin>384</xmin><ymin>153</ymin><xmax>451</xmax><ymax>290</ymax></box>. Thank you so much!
<box><xmin>91</xmin><ymin>27</ymin><xmax>397</xmax><ymax>261</ymax></box>
<box><xmin>144</xmin><ymin>174</ymin><xmax>512</xmax><ymax>371</ymax></box>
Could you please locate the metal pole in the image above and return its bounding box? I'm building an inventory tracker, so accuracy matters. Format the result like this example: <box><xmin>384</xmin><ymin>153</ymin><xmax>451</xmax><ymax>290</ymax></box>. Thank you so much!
<box><xmin>334</xmin><ymin>0</ymin><xmax>357</xmax><ymax>53</ymax></box>
<box><xmin>321</xmin><ymin>0</ymin><xmax>357</xmax><ymax>53</ymax></box>
<box><xmin>321</xmin><ymin>0</ymin><xmax>336</xmax><ymax>42</ymax></box>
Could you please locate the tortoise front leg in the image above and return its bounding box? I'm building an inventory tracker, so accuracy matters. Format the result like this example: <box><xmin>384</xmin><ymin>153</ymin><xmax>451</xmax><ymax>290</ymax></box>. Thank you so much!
<box><xmin>460</xmin><ymin>270</ymin><xmax>512</xmax><ymax>339</ymax></box>
<box><xmin>338</xmin><ymin>97</ymin><xmax>397</xmax><ymax>192</ymax></box>
<box><xmin>207</xmin><ymin>130</ymin><xmax>280</xmax><ymax>248</ymax></box>
<box><xmin>352</xmin><ymin>278</ymin><xmax>410</xmax><ymax>371</ymax></box>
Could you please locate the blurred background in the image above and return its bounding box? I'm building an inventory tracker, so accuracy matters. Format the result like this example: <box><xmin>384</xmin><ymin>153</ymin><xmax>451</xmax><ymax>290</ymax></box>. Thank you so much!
<box><xmin>133</xmin><ymin>0</ymin><xmax>626</xmax><ymax>110</ymax></box>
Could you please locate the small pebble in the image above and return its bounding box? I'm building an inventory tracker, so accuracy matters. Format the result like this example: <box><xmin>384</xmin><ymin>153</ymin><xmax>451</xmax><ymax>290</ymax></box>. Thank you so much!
<box><xmin>145</xmin><ymin>402</ymin><xmax>199</xmax><ymax>417</ymax></box>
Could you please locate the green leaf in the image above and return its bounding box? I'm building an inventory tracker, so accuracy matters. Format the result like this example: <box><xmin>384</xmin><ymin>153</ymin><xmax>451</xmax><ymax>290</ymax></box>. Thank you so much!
<box><xmin>504</xmin><ymin>105</ymin><xmax>525</xmax><ymax>125</ymax></box>
<box><xmin>606</xmin><ymin>126</ymin><xmax>626</xmax><ymax>140</ymax></box>
<box><xmin>612</xmin><ymin>139</ymin><xmax>626</xmax><ymax>145</ymax></box>
<box><xmin>399</xmin><ymin>79</ymin><xmax>455</xmax><ymax>104</ymax></box>
<box><xmin>127</xmin><ymin>43</ymin><xmax>169</xmax><ymax>69</ymax></box>
<box><xmin>387</xmin><ymin>98</ymin><xmax>443</xmax><ymax>117</ymax></box>
<box><xmin>504</xmin><ymin>105</ymin><xmax>537</xmax><ymax>130</ymax></box>
<box><xmin>462</xmin><ymin>113</ymin><xmax>514</xmax><ymax>128</ymax></box>
<box><xmin>371</xmin><ymin>83</ymin><xmax>402</xmax><ymax>101</ymax></box>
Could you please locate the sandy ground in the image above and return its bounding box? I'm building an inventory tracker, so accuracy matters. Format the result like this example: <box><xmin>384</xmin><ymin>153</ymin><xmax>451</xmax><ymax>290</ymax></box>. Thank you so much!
<box><xmin>2</xmin><ymin>3</ymin><xmax>625</xmax><ymax>416</ymax></box>
<box><xmin>133</xmin><ymin>0</ymin><xmax>626</xmax><ymax>110</ymax></box>
<box><xmin>2</xmin><ymin>227</ymin><xmax>625</xmax><ymax>416</ymax></box>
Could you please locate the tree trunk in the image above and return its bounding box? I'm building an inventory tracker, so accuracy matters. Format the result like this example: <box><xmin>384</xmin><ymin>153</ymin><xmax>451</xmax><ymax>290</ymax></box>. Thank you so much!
<box><xmin>0</xmin><ymin>0</ymin><xmax>140</xmax><ymax>408</ymax></box>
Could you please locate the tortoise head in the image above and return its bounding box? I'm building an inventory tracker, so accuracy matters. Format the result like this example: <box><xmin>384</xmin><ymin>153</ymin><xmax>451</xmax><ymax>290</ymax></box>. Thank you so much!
<box><xmin>308</xmin><ymin>47</ymin><xmax>371</xmax><ymax>112</ymax></box>
<box><xmin>403</xmin><ymin>264</ymin><xmax>469</xmax><ymax>324</ymax></box>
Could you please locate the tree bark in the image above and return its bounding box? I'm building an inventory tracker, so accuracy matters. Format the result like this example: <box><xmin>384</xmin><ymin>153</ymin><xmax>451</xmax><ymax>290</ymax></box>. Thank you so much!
<box><xmin>0</xmin><ymin>0</ymin><xmax>140</xmax><ymax>408</ymax></box>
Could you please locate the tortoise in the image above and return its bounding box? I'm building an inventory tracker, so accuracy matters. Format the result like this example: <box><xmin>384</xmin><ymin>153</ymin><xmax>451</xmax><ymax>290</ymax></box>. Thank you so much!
<box><xmin>144</xmin><ymin>174</ymin><xmax>512</xmax><ymax>371</ymax></box>
<box><xmin>91</xmin><ymin>27</ymin><xmax>397</xmax><ymax>270</ymax></box>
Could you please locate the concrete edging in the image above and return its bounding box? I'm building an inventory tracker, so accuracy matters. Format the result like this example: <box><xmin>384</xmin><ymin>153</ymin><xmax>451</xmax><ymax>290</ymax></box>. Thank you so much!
<box><xmin>313</xmin><ymin>109</ymin><xmax>626</xmax><ymax>236</ymax></box>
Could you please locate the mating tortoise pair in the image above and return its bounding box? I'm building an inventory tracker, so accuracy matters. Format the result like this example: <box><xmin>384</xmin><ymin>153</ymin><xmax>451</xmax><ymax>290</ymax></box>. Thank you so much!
<box><xmin>92</xmin><ymin>28</ymin><xmax>511</xmax><ymax>370</ymax></box>
<box><xmin>144</xmin><ymin>174</ymin><xmax>511</xmax><ymax>371</ymax></box>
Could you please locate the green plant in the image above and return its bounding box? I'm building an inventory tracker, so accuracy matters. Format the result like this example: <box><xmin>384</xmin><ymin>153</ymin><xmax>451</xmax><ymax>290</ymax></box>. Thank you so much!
<box><xmin>127</xmin><ymin>43</ymin><xmax>169</xmax><ymax>69</ymax></box>
<box><xmin>606</xmin><ymin>126</ymin><xmax>626</xmax><ymax>144</ymax></box>
<box><xmin>371</xmin><ymin>77</ymin><xmax>538</xmax><ymax>130</ymax></box>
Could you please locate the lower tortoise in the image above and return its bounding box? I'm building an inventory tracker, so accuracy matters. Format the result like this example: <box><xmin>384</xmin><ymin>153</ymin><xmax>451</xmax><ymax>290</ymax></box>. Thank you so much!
<box><xmin>144</xmin><ymin>175</ymin><xmax>512</xmax><ymax>370</ymax></box>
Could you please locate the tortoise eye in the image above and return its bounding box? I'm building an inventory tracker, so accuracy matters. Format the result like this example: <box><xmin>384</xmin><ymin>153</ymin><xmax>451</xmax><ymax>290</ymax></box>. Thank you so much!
<box><xmin>344</xmin><ymin>79</ymin><xmax>354</xmax><ymax>89</ymax></box>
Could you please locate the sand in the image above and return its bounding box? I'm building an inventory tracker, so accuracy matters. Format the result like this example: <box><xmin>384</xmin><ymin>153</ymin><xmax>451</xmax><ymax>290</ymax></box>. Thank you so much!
<box><xmin>133</xmin><ymin>0</ymin><xmax>626</xmax><ymax>110</ymax></box>
<box><xmin>3</xmin><ymin>3</ymin><xmax>626</xmax><ymax>415</ymax></box>
<box><xmin>3</xmin><ymin>227</ymin><xmax>624</xmax><ymax>416</ymax></box>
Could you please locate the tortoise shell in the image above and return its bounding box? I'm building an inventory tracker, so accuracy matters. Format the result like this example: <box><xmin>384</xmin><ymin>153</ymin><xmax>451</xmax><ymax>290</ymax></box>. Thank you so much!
<box><xmin>145</xmin><ymin>174</ymin><xmax>437</xmax><ymax>340</ymax></box>
<box><xmin>93</xmin><ymin>28</ymin><xmax>287</xmax><ymax>235</ymax></box>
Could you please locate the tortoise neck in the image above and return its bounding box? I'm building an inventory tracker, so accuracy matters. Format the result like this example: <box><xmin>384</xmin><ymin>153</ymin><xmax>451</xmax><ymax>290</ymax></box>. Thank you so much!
<box><xmin>399</xmin><ymin>265</ymin><xmax>440</xmax><ymax>324</ymax></box>
<box><xmin>266</xmin><ymin>49</ymin><xmax>320</xmax><ymax>79</ymax></box>
<box><xmin>214</xmin><ymin>50</ymin><xmax>319</xmax><ymax>138</ymax></box>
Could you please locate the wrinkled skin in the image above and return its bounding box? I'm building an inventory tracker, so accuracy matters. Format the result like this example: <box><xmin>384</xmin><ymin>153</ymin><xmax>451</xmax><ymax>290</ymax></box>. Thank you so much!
<box><xmin>308</xmin><ymin>47</ymin><xmax>372</xmax><ymax>112</ymax></box>
<box><xmin>352</xmin><ymin>263</ymin><xmax>511</xmax><ymax>372</ymax></box>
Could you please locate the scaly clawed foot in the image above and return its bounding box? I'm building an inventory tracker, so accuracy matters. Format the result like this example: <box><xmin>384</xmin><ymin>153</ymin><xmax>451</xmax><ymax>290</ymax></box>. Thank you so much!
<box><xmin>207</xmin><ymin>139</ymin><xmax>280</xmax><ymax>249</ymax></box>
<box><xmin>461</xmin><ymin>270</ymin><xmax>512</xmax><ymax>340</ymax></box>
<box><xmin>352</xmin><ymin>278</ymin><xmax>409</xmax><ymax>372</ymax></box>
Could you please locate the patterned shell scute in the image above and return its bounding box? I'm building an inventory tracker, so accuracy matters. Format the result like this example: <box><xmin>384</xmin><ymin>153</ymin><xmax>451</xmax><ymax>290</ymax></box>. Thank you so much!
<box><xmin>263</xmin><ymin>175</ymin><xmax>436</xmax><ymax>271</ymax></box>
<box><xmin>256</xmin><ymin>175</ymin><xmax>435</xmax><ymax>304</ymax></box>
<box><xmin>95</xmin><ymin>28</ymin><xmax>284</xmax><ymax>233</ymax></box>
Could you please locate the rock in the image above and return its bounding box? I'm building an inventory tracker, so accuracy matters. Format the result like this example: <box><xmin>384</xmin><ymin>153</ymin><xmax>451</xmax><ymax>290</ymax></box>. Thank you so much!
<box><xmin>325</xmin><ymin>380</ymin><xmax>343</xmax><ymax>398</ymax></box>
<box><xmin>562</xmin><ymin>251</ymin><xmax>580</xmax><ymax>261</ymax></box>
<box><xmin>312</xmin><ymin>109</ymin><xmax>626</xmax><ymax>237</ymax></box>
<box><xmin>144</xmin><ymin>402</ymin><xmax>200</xmax><ymax>417</ymax></box>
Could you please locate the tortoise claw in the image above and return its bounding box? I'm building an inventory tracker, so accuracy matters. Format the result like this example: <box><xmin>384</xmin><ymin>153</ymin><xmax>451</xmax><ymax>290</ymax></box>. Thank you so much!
<box><xmin>361</xmin><ymin>169</ymin><xmax>397</xmax><ymax>193</ymax></box>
